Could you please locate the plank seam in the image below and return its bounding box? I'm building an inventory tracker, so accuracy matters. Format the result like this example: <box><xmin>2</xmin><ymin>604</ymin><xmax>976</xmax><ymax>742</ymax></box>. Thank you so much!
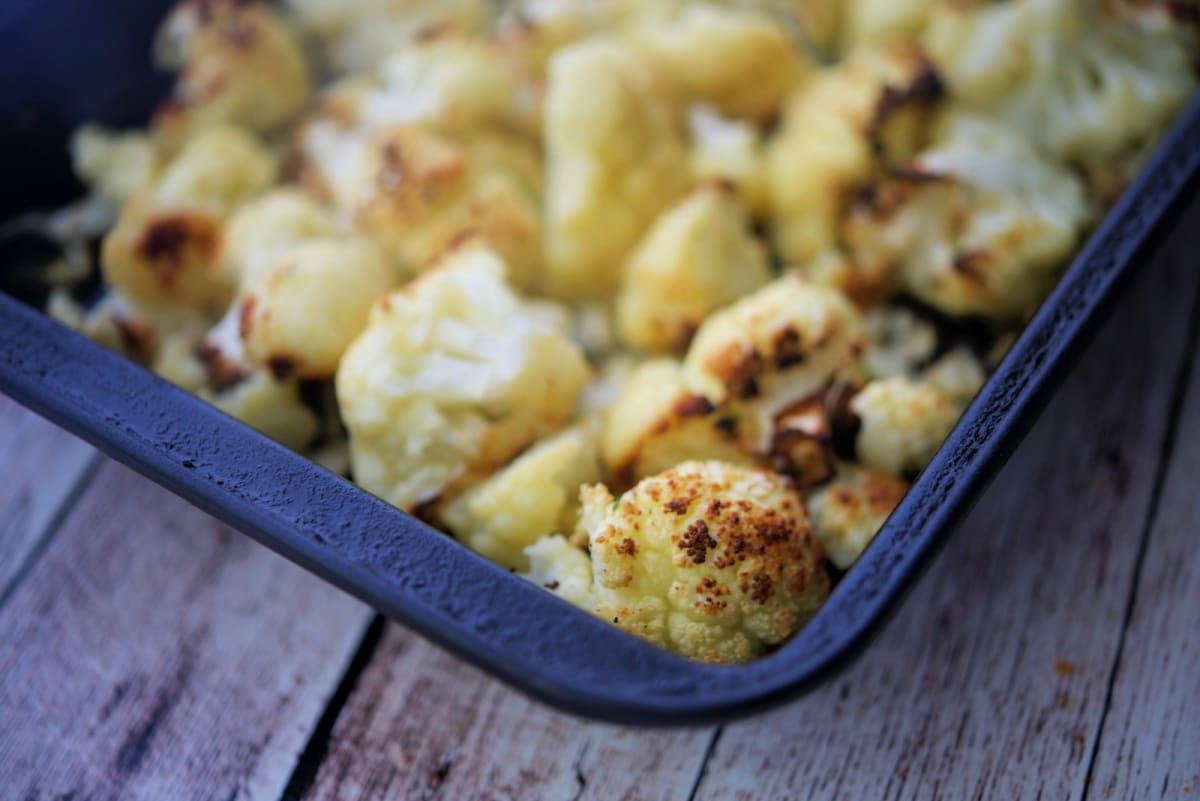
<box><xmin>1079</xmin><ymin>261</ymin><xmax>1200</xmax><ymax>800</ymax></box>
<box><xmin>0</xmin><ymin>450</ymin><xmax>103</xmax><ymax>611</ymax></box>
<box><xmin>279</xmin><ymin>614</ymin><xmax>387</xmax><ymax>801</ymax></box>
<box><xmin>685</xmin><ymin>726</ymin><xmax>724</xmax><ymax>801</ymax></box>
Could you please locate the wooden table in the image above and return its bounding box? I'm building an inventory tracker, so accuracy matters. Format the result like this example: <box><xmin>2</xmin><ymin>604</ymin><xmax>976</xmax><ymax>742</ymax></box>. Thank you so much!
<box><xmin>2</xmin><ymin>211</ymin><xmax>1198</xmax><ymax>801</ymax></box>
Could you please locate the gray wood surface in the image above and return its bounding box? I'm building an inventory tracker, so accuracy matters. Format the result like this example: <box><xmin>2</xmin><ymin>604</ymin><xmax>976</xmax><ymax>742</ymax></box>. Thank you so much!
<box><xmin>0</xmin><ymin>221</ymin><xmax>1197</xmax><ymax>799</ymax></box>
<box><xmin>0</xmin><ymin>461</ymin><xmax>372</xmax><ymax>801</ymax></box>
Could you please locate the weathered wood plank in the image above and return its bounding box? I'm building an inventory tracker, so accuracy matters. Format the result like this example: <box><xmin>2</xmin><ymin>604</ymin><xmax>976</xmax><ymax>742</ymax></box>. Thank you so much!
<box><xmin>297</xmin><ymin>623</ymin><xmax>714</xmax><ymax>801</ymax></box>
<box><xmin>1087</xmin><ymin>279</ymin><xmax>1200</xmax><ymax>800</ymax></box>
<box><xmin>0</xmin><ymin>459</ymin><xmax>373</xmax><ymax>801</ymax></box>
<box><xmin>691</xmin><ymin>221</ymin><xmax>1200</xmax><ymax>800</ymax></box>
<box><xmin>0</xmin><ymin>395</ymin><xmax>100</xmax><ymax>598</ymax></box>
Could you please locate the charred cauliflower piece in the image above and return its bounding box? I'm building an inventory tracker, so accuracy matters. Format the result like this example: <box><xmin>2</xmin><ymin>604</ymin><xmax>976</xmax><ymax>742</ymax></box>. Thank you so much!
<box><xmin>336</xmin><ymin>245</ymin><xmax>589</xmax><ymax>512</ymax></box>
<box><xmin>543</xmin><ymin>38</ymin><xmax>690</xmax><ymax>299</ymax></box>
<box><xmin>152</xmin><ymin>0</ymin><xmax>310</xmax><ymax>144</ymax></box>
<box><xmin>627</xmin><ymin>4</ymin><xmax>808</xmax><ymax>121</ymax></box>
<box><xmin>807</xmin><ymin>462</ymin><xmax>908</xmax><ymax>569</ymax></box>
<box><xmin>238</xmin><ymin>237</ymin><xmax>400</xmax><ymax>379</ymax></box>
<box><xmin>924</xmin><ymin>0</ymin><xmax>1196</xmax><ymax>192</ymax></box>
<box><xmin>303</xmin><ymin>123</ymin><xmax>542</xmax><ymax>285</ymax></box>
<box><xmin>843</xmin><ymin>113</ymin><xmax>1089</xmax><ymax>319</ymax></box>
<box><xmin>682</xmin><ymin>273</ymin><xmax>865</xmax><ymax>454</ymax></box>
<box><xmin>850</xmin><ymin>375</ymin><xmax>957</xmax><ymax>477</ymax></box>
<box><xmin>603</xmin><ymin>359</ymin><xmax>754</xmax><ymax>489</ymax></box>
<box><xmin>583</xmin><ymin>461</ymin><xmax>830</xmax><ymax>663</ymax></box>
<box><xmin>765</xmin><ymin>42</ymin><xmax>943</xmax><ymax>268</ymax></box>
<box><xmin>101</xmin><ymin>126</ymin><xmax>275</xmax><ymax>313</ymax></box>
<box><xmin>441</xmin><ymin>425</ymin><xmax>601</xmax><ymax>570</ymax></box>
<box><xmin>616</xmin><ymin>184</ymin><xmax>771</xmax><ymax>354</ymax></box>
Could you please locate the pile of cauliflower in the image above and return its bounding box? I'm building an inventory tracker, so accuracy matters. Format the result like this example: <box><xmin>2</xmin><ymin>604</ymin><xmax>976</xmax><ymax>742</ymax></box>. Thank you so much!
<box><xmin>56</xmin><ymin>0</ymin><xmax>1197</xmax><ymax>662</ymax></box>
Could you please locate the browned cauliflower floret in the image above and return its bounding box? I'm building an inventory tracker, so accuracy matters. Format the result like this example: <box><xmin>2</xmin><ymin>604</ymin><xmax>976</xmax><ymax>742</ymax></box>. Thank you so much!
<box><xmin>582</xmin><ymin>461</ymin><xmax>830</xmax><ymax>663</ymax></box>
<box><xmin>924</xmin><ymin>0</ymin><xmax>1197</xmax><ymax>193</ymax></box>
<box><xmin>682</xmin><ymin>273</ymin><xmax>865</xmax><ymax>454</ymax></box>
<box><xmin>616</xmin><ymin>184</ymin><xmax>771</xmax><ymax>354</ymax></box>
<box><xmin>603</xmin><ymin>359</ymin><xmax>755</xmax><ymax>489</ymax></box>
<box><xmin>302</xmin><ymin>123</ymin><xmax>542</xmax><ymax>285</ymax></box>
<box><xmin>522</xmin><ymin>534</ymin><xmax>596</xmax><ymax>608</ymax></box>
<box><xmin>238</xmin><ymin>237</ymin><xmax>401</xmax><ymax>379</ymax></box>
<box><xmin>336</xmin><ymin>245</ymin><xmax>589</xmax><ymax>512</ymax></box>
<box><xmin>765</xmin><ymin>42</ymin><xmax>943</xmax><ymax>270</ymax></box>
<box><xmin>861</xmin><ymin>306</ymin><xmax>937</xmax><ymax>379</ymax></box>
<box><xmin>284</xmin><ymin>0</ymin><xmax>488</xmax><ymax>73</ymax></box>
<box><xmin>840</xmin><ymin>0</ymin><xmax>937</xmax><ymax>51</ymax></box>
<box><xmin>152</xmin><ymin>0</ymin><xmax>310</xmax><ymax>144</ymax></box>
<box><xmin>440</xmin><ymin>425</ymin><xmax>602</xmax><ymax>570</ymax></box>
<box><xmin>101</xmin><ymin>126</ymin><xmax>275</xmax><ymax>313</ymax></box>
<box><xmin>626</xmin><ymin>4</ymin><xmax>808</xmax><ymax>121</ymax></box>
<box><xmin>806</xmin><ymin>462</ymin><xmax>908</xmax><ymax>569</ymax></box>
<box><xmin>842</xmin><ymin>113</ymin><xmax>1089</xmax><ymax>319</ymax></box>
<box><xmin>543</xmin><ymin>38</ymin><xmax>690</xmax><ymax>299</ymax></box>
<box><xmin>850</xmin><ymin>375</ymin><xmax>957</xmax><ymax>477</ymax></box>
<box><xmin>201</xmin><ymin>370</ymin><xmax>320</xmax><ymax>452</ymax></box>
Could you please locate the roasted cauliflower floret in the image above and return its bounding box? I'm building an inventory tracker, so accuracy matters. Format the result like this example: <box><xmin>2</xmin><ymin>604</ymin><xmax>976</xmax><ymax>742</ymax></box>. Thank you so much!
<box><xmin>840</xmin><ymin>0</ymin><xmax>937</xmax><ymax>51</ymax></box>
<box><xmin>922</xmin><ymin>346</ymin><xmax>986</xmax><ymax>409</ymax></box>
<box><xmin>523</xmin><ymin>534</ymin><xmax>595</xmax><ymax>609</ymax></box>
<box><xmin>603</xmin><ymin>360</ymin><xmax>754</xmax><ymax>489</ymax></box>
<box><xmin>765</xmin><ymin>42</ymin><xmax>943</xmax><ymax>267</ymax></box>
<box><xmin>543</xmin><ymin>38</ymin><xmax>690</xmax><ymax>299</ymax></box>
<box><xmin>582</xmin><ymin>461</ymin><xmax>830</xmax><ymax>663</ymax></box>
<box><xmin>843</xmin><ymin>113</ymin><xmax>1089</xmax><ymax>319</ymax></box>
<box><xmin>239</xmin><ymin>237</ymin><xmax>400</xmax><ymax>379</ymax></box>
<box><xmin>152</xmin><ymin>0</ymin><xmax>310</xmax><ymax>144</ymax></box>
<box><xmin>851</xmin><ymin>375</ymin><xmax>957</xmax><ymax>477</ymax></box>
<box><xmin>924</xmin><ymin>0</ymin><xmax>1197</xmax><ymax>190</ymax></box>
<box><xmin>71</xmin><ymin>127</ymin><xmax>162</xmax><ymax>204</ymax></box>
<box><xmin>304</xmin><ymin>123</ymin><xmax>542</xmax><ymax>285</ymax></box>
<box><xmin>336</xmin><ymin>245</ymin><xmax>589</xmax><ymax>511</ymax></box>
<box><xmin>101</xmin><ymin>126</ymin><xmax>275</xmax><ymax>313</ymax></box>
<box><xmin>682</xmin><ymin>273</ymin><xmax>865</xmax><ymax>452</ymax></box>
<box><xmin>807</xmin><ymin>462</ymin><xmax>908</xmax><ymax>569</ymax></box>
<box><xmin>219</xmin><ymin>189</ymin><xmax>339</xmax><ymax>289</ymax></box>
<box><xmin>616</xmin><ymin>184</ymin><xmax>771</xmax><ymax>354</ymax></box>
<box><xmin>201</xmin><ymin>370</ymin><xmax>320</xmax><ymax>452</ymax></box>
<box><xmin>441</xmin><ymin>425</ymin><xmax>602</xmax><ymax>570</ymax></box>
<box><xmin>861</xmin><ymin>306</ymin><xmax>937</xmax><ymax>380</ymax></box>
<box><xmin>627</xmin><ymin>4</ymin><xmax>808</xmax><ymax>121</ymax></box>
<box><xmin>284</xmin><ymin>0</ymin><xmax>488</xmax><ymax>73</ymax></box>
<box><xmin>687</xmin><ymin>106</ymin><xmax>769</xmax><ymax>215</ymax></box>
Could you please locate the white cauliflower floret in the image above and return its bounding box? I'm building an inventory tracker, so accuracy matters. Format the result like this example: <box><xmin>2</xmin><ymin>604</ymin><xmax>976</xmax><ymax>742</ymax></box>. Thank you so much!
<box><xmin>840</xmin><ymin>0</ymin><xmax>937</xmax><ymax>51</ymax></box>
<box><xmin>440</xmin><ymin>425</ymin><xmax>602</xmax><ymax>570</ymax></box>
<box><xmin>523</xmin><ymin>534</ymin><xmax>595</xmax><ymax>609</ymax></box>
<box><xmin>806</xmin><ymin>462</ymin><xmax>908</xmax><ymax>569</ymax></box>
<box><xmin>861</xmin><ymin>306</ymin><xmax>937</xmax><ymax>380</ymax></box>
<box><xmin>582</xmin><ymin>461</ymin><xmax>830</xmax><ymax>663</ymax></box>
<box><xmin>922</xmin><ymin>346</ymin><xmax>986</xmax><ymax>409</ymax></box>
<box><xmin>626</xmin><ymin>4</ymin><xmax>808</xmax><ymax>121</ymax></box>
<box><xmin>687</xmin><ymin>105</ymin><xmax>769</xmax><ymax>215</ymax></box>
<box><xmin>924</xmin><ymin>0</ymin><xmax>1197</xmax><ymax>190</ymax></box>
<box><xmin>843</xmin><ymin>113</ymin><xmax>1090</xmax><ymax>319</ymax></box>
<box><xmin>765</xmin><ymin>42</ymin><xmax>944</xmax><ymax>268</ymax></box>
<box><xmin>616</xmin><ymin>184</ymin><xmax>771</xmax><ymax>354</ymax></box>
<box><xmin>603</xmin><ymin>359</ymin><xmax>755</xmax><ymax>489</ymax></box>
<box><xmin>238</xmin><ymin>237</ymin><xmax>400</xmax><ymax>379</ymax></box>
<box><xmin>284</xmin><ymin>0</ymin><xmax>488</xmax><ymax>73</ymax></box>
<box><xmin>101</xmin><ymin>126</ymin><xmax>275</xmax><ymax>313</ymax></box>
<box><xmin>303</xmin><ymin>123</ymin><xmax>542</xmax><ymax>285</ymax></box>
<box><xmin>682</xmin><ymin>273</ymin><xmax>865</xmax><ymax>453</ymax></box>
<box><xmin>219</xmin><ymin>189</ymin><xmax>339</xmax><ymax>289</ymax></box>
<box><xmin>543</xmin><ymin>38</ymin><xmax>690</xmax><ymax>299</ymax></box>
<box><xmin>336</xmin><ymin>245</ymin><xmax>589</xmax><ymax>512</ymax></box>
<box><xmin>152</xmin><ymin>0</ymin><xmax>310</xmax><ymax>144</ymax></box>
<box><xmin>851</xmin><ymin>375</ymin><xmax>957</xmax><ymax>476</ymax></box>
<box><xmin>201</xmin><ymin>371</ymin><xmax>320</xmax><ymax>452</ymax></box>
<box><xmin>70</xmin><ymin>126</ymin><xmax>162</xmax><ymax>204</ymax></box>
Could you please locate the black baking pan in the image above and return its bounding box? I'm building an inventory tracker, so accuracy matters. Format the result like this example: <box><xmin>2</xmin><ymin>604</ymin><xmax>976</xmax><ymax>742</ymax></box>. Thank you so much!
<box><xmin>3</xmin><ymin>0</ymin><xmax>1200</xmax><ymax>726</ymax></box>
